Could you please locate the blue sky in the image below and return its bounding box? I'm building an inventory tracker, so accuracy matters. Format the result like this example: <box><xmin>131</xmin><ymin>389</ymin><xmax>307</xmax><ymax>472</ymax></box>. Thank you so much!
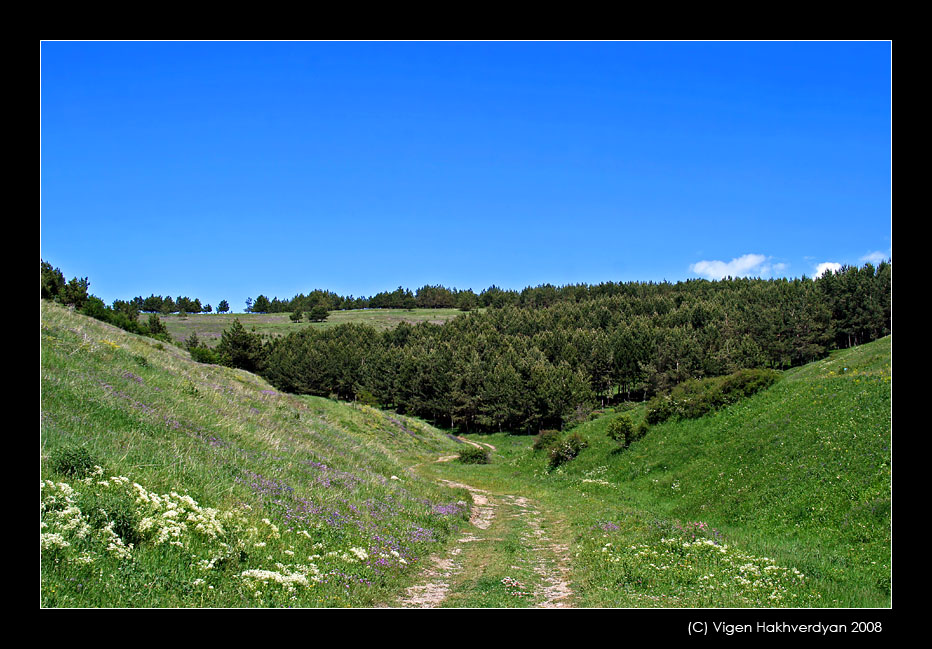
<box><xmin>41</xmin><ymin>41</ymin><xmax>891</xmax><ymax>311</ymax></box>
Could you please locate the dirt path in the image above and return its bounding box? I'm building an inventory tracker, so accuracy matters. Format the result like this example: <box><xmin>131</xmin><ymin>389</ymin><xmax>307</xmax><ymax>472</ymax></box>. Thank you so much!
<box><xmin>393</xmin><ymin>468</ymin><xmax>573</xmax><ymax>608</ymax></box>
<box><xmin>454</xmin><ymin>435</ymin><xmax>496</xmax><ymax>451</ymax></box>
<box><xmin>395</xmin><ymin>480</ymin><xmax>496</xmax><ymax>608</ymax></box>
<box><xmin>503</xmin><ymin>495</ymin><xmax>574</xmax><ymax>608</ymax></box>
<box><xmin>406</xmin><ymin>438</ymin><xmax>494</xmax><ymax>473</ymax></box>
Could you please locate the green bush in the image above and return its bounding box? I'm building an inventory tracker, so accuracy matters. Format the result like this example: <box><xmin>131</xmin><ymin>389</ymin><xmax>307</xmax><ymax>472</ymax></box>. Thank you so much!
<box><xmin>567</xmin><ymin>431</ymin><xmax>589</xmax><ymax>451</ymax></box>
<box><xmin>50</xmin><ymin>445</ymin><xmax>101</xmax><ymax>478</ymax></box>
<box><xmin>533</xmin><ymin>429</ymin><xmax>562</xmax><ymax>451</ymax></box>
<box><xmin>645</xmin><ymin>368</ymin><xmax>781</xmax><ymax>425</ymax></box>
<box><xmin>720</xmin><ymin>368</ymin><xmax>782</xmax><ymax>398</ymax></box>
<box><xmin>548</xmin><ymin>431</ymin><xmax>588</xmax><ymax>469</ymax></box>
<box><xmin>457</xmin><ymin>446</ymin><xmax>490</xmax><ymax>464</ymax></box>
<box><xmin>606</xmin><ymin>414</ymin><xmax>635</xmax><ymax>447</ymax></box>
<box><xmin>645</xmin><ymin>395</ymin><xmax>675</xmax><ymax>425</ymax></box>
<box><xmin>356</xmin><ymin>389</ymin><xmax>379</xmax><ymax>407</ymax></box>
<box><xmin>633</xmin><ymin>420</ymin><xmax>649</xmax><ymax>443</ymax></box>
<box><xmin>190</xmin><ymin>345</ymin><xmax>220</xmax><ymax>364</ymax></box>
<box><xmin>81</xmin><ymin>489</ymin><xmax>143</xmax><ymax>547</ymax></box>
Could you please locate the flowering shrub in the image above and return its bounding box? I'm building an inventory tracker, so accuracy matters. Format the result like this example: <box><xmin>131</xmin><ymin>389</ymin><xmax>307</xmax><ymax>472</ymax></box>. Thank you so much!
<box><xmin>40</xmin><ymin>472</ymin><xmax>399</xmax><ymax>603</ymax></box>
<box><xmin>82</xmin><ymin>488</ymin><xmax>142</xmax><ymax>548</ymax></box>
<box><xmin>548</xmin><ymin>432</ymin><xmax>589</xmax><ymax>469</ymax></box>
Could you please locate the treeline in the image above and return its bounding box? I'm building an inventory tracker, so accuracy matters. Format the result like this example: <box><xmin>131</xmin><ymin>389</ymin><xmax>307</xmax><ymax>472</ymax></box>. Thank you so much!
<box><xmin>246</xmin><ymin>283</ymin><xmax>568</xmax><ymax>313</ymax></box>
<box><xmin>131</xmin><ymin>294</ymin><xmax>230</xmax><ymax>315</ymax></box>
<box><xmin>248</xmin><ymin>262</ymin><xmax>894</xmax><ymax>318</ymax></box>
<box><xmin>215</xmin><ymin>262</ymin><xmax>890</xmax><ymax>434</ymax></box>
<box><xmin>249</xmin><ymin>285</ymin><xmax>483</xmax><ymax>314</ymax></box>
<box><xmin>41</xmin><ymin>257</ymin><xmax>890</xmax><ymax>433</ymax></box>
<box><xmin>41</xmin><ymin>260</ymin><xmax>172</xmax><ymax>343</ymax></box>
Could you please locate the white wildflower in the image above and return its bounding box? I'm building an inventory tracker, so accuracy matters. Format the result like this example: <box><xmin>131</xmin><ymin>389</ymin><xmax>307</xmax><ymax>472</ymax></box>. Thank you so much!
<box><xmin>40</xmin><ymin>532</ymin><xmax>70</xmax><ymax>550</ymax></box>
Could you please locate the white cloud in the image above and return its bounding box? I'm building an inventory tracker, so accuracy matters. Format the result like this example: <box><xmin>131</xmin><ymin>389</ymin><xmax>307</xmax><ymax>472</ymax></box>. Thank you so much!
<box><xmin>689</xmin><ymin>254</ymin><xmax>772</xmax><ymax>280</ymax></box>
<box><xmin>815</xmin><ymin>262</ymin><xmax>843</xmax><ymax>277</ymax></box>
<box><xmin>860</xmin><ymin>251</ymin><xmax>888</xmax><ymax>264</ymax></box>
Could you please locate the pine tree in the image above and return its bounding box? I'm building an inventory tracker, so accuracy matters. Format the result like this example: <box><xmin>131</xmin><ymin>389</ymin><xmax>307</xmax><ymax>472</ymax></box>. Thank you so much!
<box><xmin>147</xmin><ymin>314</ymin><xmax>168</xmax><ymax>336</ymax></box>
<box><xmin>61</xmin><ymin>276</ymin><xmax>90</xmax><ymax>309</ymax></box>
<box><xmin>216</xmin><ymin>319</ymin><xmax>266</xmax><ymax>373</ymax></box>
<box><xmin>253</xmin><ymin>295</ymin><xmax>271</xmax><ymax>314</ymax></box>
<box><xmin>40</xmin><ymin>260</ymin><xmax>65</xmax><ymax>300</ymax></box>
<box><xmin>308</xmin><ymin>305</ymin><xmax>329</xmax><ymax>322</ymax></box>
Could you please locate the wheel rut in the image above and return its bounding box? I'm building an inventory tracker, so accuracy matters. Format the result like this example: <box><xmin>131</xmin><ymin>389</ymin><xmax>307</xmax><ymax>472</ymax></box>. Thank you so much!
<box><xmin>393</xmin><ymin>471</ymin><xmax>574</xmax><ymax>608</ymax></box>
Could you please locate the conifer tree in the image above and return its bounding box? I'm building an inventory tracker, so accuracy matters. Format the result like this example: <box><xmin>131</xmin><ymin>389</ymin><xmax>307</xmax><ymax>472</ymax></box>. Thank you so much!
<box><xmin>308</xmin><ymin>305</ymin><xmax>329</xmax><ymax>322</ymax></box>
<box><xmin>253</xmin><ymin>295</ymin><xmax>271</xmax><ymax>314</ymax></box>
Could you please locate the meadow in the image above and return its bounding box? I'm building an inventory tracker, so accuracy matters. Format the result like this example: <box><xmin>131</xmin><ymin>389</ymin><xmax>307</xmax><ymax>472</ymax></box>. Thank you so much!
<box><xmin>41</xmin><ymin>301</ymin><xmax>891</xmax><ymax>608</ymax></box>
<box><xmin>148</xmin><ymin>308</ymin><xmax>469</xmax><ymax>347</ymax></box>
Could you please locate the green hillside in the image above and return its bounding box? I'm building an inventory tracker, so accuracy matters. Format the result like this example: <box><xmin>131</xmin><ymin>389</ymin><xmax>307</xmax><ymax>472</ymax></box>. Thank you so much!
<box><xmin>40</xmin><ymin>298</ymin><xmax>892</xmax><ymax>608</ymax></box>
<box><xmin>440</xmin><ymin>336</ymin><xmax>891</xmax><ymax>607</ymax></box>
<box><xmin>40</xmin><ymin>301</ymin><xmax>470</xmax><ymax>607</ymax></box>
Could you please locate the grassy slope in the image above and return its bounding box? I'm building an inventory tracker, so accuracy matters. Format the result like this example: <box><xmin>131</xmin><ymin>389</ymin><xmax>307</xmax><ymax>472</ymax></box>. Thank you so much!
<box><xmin>446</xmin><ymin>337</ymin><xmax>891</xmax><ymax>607</ymax></box>
<box><xmin>42</xmin><ymin>298</ymin><xmax>892</xmax><ymax>608</ymax></box>
<box><xmin>40</xmin><ymin>301</ymin><xmax>470</xmax><ymax>608</ymax></box>
<box><xmin>150</xmin><ymin>308</ymin><xmax>471</xmax><ymax>347</ymax></box>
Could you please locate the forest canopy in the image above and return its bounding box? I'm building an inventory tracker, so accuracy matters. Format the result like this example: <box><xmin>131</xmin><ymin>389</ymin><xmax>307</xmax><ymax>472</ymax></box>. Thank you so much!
<box><xmin>237</xmin><ymin>263</ymin><xmax>891</xmax><ymax>433</ymax></box>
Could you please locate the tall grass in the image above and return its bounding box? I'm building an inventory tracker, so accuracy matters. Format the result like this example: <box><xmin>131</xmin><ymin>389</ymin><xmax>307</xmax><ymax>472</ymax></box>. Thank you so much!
<box><xmin>41</xmin><ymin>301</ymin><xmax>471</xmax><ymax>607</ymax></box>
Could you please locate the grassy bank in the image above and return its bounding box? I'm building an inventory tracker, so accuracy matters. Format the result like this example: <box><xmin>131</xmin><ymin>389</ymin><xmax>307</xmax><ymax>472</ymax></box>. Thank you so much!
<box><xmin>426</xmin><ymin>337</ymin><xmax>891</xmax><ymax>607</ymax></box>
<box><xmin>41</xmin><ymin>301</ymin><xmax>472</xmax><ymax>607</ymax></box>
<box><xmin>42</xmin><ymin>300</ymin><xmax>891</xmax><ymax>607</ymax></box>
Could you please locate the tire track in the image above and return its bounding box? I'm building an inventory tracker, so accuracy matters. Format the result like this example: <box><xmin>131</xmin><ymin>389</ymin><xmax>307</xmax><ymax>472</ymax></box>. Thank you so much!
<box><xmin>503</xmin><ymin>495</ymin><xmax>574</xmax><ymax>608</ymax></box>
<box><xmin>395</xmin><ymin>451</ymin><xmax>573</xmax><ymax>608</ymax></box>
<box><xmin>395</xmin><ymin>480</ymin><xmax>496</xmax><ymax>608</ymax></box>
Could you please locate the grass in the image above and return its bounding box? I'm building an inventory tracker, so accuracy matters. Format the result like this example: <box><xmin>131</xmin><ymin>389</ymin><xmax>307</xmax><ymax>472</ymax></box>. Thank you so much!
<box><xmin>147</xmin><ymin>308</ymin><xmax>472</xmax><ymax>347</ymax></box>
<box><xmin>41</xmin><ymin>301</ymin><xmax>472</xmax><ymax>608</ymax></box>
<box><xmin>42</xmin><ymin>300</ymin><xmax>891</xmax><ymax>608</ymax></box>
<box><xmin>426</xmin><ymin>337</ymin><xmax>891</xmax><ymax>607</ymax></box>
<box><xmin>438</xmin><ymin>503</ymin><xmax>541</xmax><ymax>608</ymax></box>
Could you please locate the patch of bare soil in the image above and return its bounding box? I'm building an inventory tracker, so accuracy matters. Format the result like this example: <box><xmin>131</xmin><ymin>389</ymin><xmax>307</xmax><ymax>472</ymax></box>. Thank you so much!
<box><xmin>395</xmin><ymin>547</ymin><xmax>466</xmax><ymax>608</ymax></box>
<box><xmin>454</xmin><ymin>435</ymin><xmax>496</xmax><ymax>451</ymax></box>
<box><xmin>439</xmin><ymin>480</ymin><xmax>495</xmax><ymax>530</ymax></box>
